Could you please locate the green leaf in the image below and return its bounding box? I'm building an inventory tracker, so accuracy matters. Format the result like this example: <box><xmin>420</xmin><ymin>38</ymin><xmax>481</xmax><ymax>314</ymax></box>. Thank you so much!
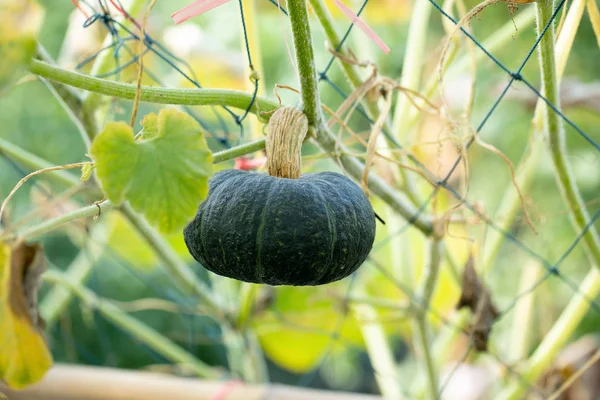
<box><xmin>90</xmin><ymin>109</ymin><xmax>213</xmax><ymax>233</ymax></box>
<box><xmin>0</xmin><ymin>0</ymin><xmax>43</xmax><ymax>93</ymax></box>
<box><xmin>0</xmin><ymin>241</ymin><xmax>52</xmax><ymax>388</ymax></box>
<box><xmin>80</xmin><ymin>163</ymin><xmax>94</xmax><ymax>183</ymax></box>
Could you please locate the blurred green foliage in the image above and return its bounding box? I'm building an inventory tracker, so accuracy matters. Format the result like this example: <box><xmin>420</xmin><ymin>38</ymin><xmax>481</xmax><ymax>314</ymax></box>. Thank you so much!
<box><xmin>0</xmin><ymin>0</ymin><xmax>599</xmax><ymax>395</ymax></box>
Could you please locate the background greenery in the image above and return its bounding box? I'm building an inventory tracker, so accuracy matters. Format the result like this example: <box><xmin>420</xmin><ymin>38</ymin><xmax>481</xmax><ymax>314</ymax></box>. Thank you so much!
<box><xmin>1</xmin><ymin>0</ymin><xmax>599</xmax><ymax>397</ymax></box>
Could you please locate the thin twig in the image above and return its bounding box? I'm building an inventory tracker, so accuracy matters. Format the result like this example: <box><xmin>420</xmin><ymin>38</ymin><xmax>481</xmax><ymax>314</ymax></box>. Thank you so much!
<box><xmin>130</xmin><ymin>0</ymin><xmax>156</xmax><ymax>127</ymax></box>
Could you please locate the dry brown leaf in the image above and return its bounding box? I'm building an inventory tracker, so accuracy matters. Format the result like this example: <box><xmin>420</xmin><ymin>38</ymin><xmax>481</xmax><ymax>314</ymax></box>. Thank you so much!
<box><xmin>456</xmin><ymin>253</ymin><xmax>499</xmax><ymax>352</ymax></box>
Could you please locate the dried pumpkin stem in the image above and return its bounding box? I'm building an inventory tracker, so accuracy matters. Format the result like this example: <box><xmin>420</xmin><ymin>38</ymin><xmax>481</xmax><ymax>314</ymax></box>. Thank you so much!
<box><xmin>266</xmin><ymin>106</ymin><xmax>308</xmax><ymax>179</ymax></box>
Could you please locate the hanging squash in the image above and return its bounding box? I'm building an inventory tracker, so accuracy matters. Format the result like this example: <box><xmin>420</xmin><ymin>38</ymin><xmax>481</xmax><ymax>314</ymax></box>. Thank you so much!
<box><xmin>183</xmin><ymin>107</ymin><xmax>376</xmax><ymax>286</ymax></box>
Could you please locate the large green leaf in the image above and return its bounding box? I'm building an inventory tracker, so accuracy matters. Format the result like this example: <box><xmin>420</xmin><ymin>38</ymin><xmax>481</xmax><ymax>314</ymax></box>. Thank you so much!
<box><xmin>0</xmin><ymin>0</ymin><xmax>43</xmax><ymax>93</ymax></box>
<box><xmin>90</xmin><ymin>109</ymin><xmax>213</xmax><ymax>234</ymax></box>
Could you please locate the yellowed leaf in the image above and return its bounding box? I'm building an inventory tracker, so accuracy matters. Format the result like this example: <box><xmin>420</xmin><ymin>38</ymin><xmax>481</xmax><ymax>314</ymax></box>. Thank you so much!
<box><xmin>253</xmin><ymin>284</ymin><xmax>364</xmax><ymax>373</ymax></box>
<box><xmin>0</xmin><ymin>241</ymin><xmax>52</xmax><ymax>389</ymax></box>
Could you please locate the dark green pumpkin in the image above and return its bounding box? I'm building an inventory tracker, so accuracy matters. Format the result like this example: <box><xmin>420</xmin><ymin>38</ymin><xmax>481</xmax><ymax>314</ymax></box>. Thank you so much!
<box><xmin>183</xmin><ymin>169</ymin><xmax>376</xmax><ymax>286</ymax></box>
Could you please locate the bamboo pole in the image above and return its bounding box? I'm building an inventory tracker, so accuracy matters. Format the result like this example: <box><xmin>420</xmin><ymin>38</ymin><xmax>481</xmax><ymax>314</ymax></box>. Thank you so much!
<box><xmin>0</xmin><ymin>365</ymin><xmax>382</xmax><ymax>400</ymax></box>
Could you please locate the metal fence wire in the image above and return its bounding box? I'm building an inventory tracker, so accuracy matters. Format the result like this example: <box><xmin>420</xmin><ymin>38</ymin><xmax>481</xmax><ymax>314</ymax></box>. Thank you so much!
<box><xmin>2</xmin><ymin>0</ymin><xmax>600</xmax><ymax>398</ymax></box>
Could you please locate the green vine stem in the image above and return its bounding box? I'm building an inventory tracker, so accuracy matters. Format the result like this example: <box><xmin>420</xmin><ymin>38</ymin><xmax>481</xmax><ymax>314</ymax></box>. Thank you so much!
<box><xmin>287</xmin><ymin>0</ymin><xmax>322</xmax><ymax>127</ymax></box>
<box><xmin>390</xmin><ymin>0</ymin><xmax>432</xmax><ymax>204</ymax></box>
<box><xmin>213</xmin><ymin>139</ymin><xmax>266</xmax><ymax>163</ymax></box>
<box><xmin>536</xmin><ymin>0</ymin><xmax>600</xmax><ymax>264</ymax></box>
<box><xmin>496</xmin><ymin>267</ymin><xmax>600</xmax><ymax>400</ymax></box>
<box><xmin>412</xmin><ymin>237</ymin><xmax>443</xmax><ymax>400</ymax></box>
<box><xmin>306</xmin><ymin>0</ymin><xmax>363</xmax><ymax>88</ymax></box>
<box><xmin>495</xmin><ymin>0</ymin><xmax>600</xmax><ymax>396</ymax></box>
<box><xmin>27</xmin><ymin>60</ymin><xmax>279</xmax><ymax>117</ymax></box>
<box><xmin>43</xmin><ymin>269</ymin><xmax>221</xmax><ymax>379</ymax></box>
<box><xmin>41</xmin><ymin>78</ymin><xmax>93</xmax><ymax>149</ymax></box>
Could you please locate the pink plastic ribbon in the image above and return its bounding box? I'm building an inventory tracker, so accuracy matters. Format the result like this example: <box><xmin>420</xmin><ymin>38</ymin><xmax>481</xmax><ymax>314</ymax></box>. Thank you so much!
<box><xmin>333</xmin><ymin>0</ymin><xmax>390</xmax><ymax>54</ymax></box>
<box><xmin>171</xmin><ymin>0</ymin><xmax>232</xmax><ymax>24</ymax></box>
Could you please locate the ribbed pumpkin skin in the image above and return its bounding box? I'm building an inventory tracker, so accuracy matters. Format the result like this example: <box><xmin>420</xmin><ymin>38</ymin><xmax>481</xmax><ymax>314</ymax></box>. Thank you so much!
<box><xmin>183</xmin><ymin>169</ymin><xmax>376</xmax><ymax>286</ymax></box>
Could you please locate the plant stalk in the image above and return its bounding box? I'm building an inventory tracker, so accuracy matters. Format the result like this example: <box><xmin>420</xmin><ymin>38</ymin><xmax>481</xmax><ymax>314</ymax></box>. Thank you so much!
<box><xmin>213</xmin><ymin>139</ymin><xmax>266</xmax><ymax>163</ymax></box>
<box><xmin>286</xmin><ymin>0</ymin><xmax>322</xmax><ymax>127</ymax></box>
<box><xmin>507</xmin><ymin>260</ymin><xmax>543</xmax><ymax>362</ymax></box>
<box><xmin>536</xmin><ymin>0</ymin><xmax>600</xmax><ymax>266</ymax></box>
<box><xmin>239</xmin><ymin>0</ymin><xmax>264</xmax><ymax>141</ymax></box>
<box><xmin>0</xmin><ymin>200</ymin><xmax>114</xmax><ymax>243</ymax></box>
<box><xmin>589</xmin><ymin>0</ymin><xmax>600</xmax><ymax>48</ymax></box>
<box><xmin>27</xmin><ymin>60</ymin><xmax>279</xmax><ymax>117</ymax></box>
<box><xmin>306</xmin><ymin>0</ymin><xmax>365</xmax><ymax>89</ymax></box>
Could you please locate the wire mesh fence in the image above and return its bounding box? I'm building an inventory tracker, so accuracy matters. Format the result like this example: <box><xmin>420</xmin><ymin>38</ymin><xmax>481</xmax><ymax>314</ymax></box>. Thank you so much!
<box><xmin>1</xmin><ymin>0</ymin><xmax>599</xmax><ymax>398</ymax></box>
